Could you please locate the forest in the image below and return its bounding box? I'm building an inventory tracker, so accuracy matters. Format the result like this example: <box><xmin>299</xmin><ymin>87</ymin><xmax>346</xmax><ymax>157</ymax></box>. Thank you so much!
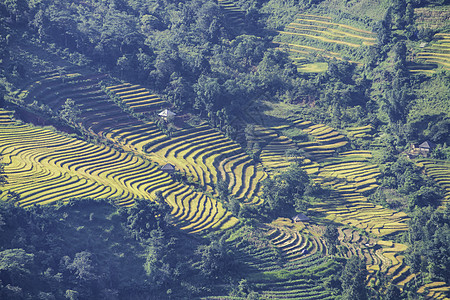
<box><xmin>0</xmin><ymin>0</ymin><xmax>449</xmax><ymax>299</ymax></box>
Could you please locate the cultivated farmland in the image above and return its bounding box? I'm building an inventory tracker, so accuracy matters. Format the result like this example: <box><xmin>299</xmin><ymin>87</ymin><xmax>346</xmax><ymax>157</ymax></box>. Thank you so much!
<box><xmin>106</xmin><ymin>83</ymin><xmax>168</xmax><ymax>114</ymax></box>
<box><xmin>274</xmin><ymin>13</ymin><xmax>376</xmax><ymax>71</ymax></box>
<box><xmin>14</xmin><ymin>71</ymin><xmax>266</xmax><ymax>205</ymax></box>
<box><xmin>413</xmin><ymin>33</ymin><xmax>450</xmax><ymax>73</ymax></box>
<box><xmin>0</xmin><ymin>120</ymin><xmax>237</xmax><ymax>232</ymax></box>
<box><xmin>217</xmin><ymin>0</ymin><xmax>245</xmax><ymax>29</ymax></box>
<box><xmin>1</xmin><ymin>0</ymin><xmax>450</xmax><ymax>299</ymax></box>
<box><xmin>416</xmin><ymin>159</ymin><xmax>450</xmax><ymax>205</ymax></box>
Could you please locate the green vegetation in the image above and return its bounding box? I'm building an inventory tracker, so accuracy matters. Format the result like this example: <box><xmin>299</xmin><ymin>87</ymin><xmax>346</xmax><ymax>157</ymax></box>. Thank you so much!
<box><xmin>406</xmin><ymin>206</ymin><xmax>450</xmax><ymax>298</ymax></box>
<box><xmin>0</xmin><ymin>199</ymin><xmax>240</xmax><ymax>299</ymax></box>
<box><xmin>274</xmin><ymin>12</ymin><xmax>377</xmax><ymax>72</ymax></box>
<box><xmin>0</xmin><ymin>0</ymin><xmax>449</xmax><ymax>299</ymax></box>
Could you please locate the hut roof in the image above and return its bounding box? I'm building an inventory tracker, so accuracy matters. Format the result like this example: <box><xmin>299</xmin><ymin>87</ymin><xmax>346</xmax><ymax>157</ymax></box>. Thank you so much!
<box><xmin>158</xmin><ymin>109</ymin><xmax>176</xmax><ymax>117</ymax></box>
<box><xmin>161</xmin><ymin>163</ymin><xmax>176</xmax><ymax>171</ymax></box>
<box><xmin>419</xmin><ymin>141</ymin><xmax>436</xmax><ymax>149</ymax></box>
<box><xmin>293</xmin><ymin>213</ymin><xmax>309</xmax><ymax>222</ymax></box>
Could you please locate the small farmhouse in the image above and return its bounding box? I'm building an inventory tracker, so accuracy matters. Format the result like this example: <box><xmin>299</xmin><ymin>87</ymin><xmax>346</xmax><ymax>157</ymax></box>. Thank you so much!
<box><xmin>158</xmin><ymin>109</ymin><xmax>176</xmax><ymax>121</ymax></box>
<box><xmin>160</xmin><ymin>163</ymin><xmax>176</xmax><ymax>173</ymax></box>
<box><xmin>409</xmin><ymin>140</ymin><xmax>436</xmax><ymax>158</ymax></box>
<box><xmin>293</xmin><ymin>213</ymin><xmax>310</xmax><ymax>223</ymax></box>
<box><xmin>418</xmin><ymin>141</ymin><xmax>436</xmax><ymax>152</ymax></box>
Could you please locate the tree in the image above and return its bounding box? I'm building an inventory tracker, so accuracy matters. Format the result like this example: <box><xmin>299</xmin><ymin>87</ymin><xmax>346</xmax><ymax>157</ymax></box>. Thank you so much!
<box><xmin>393</xmin><ymin>41</ymin><xmax>407</xmax><ymax>67</ymax></box>
<box><xmin>340</xmin><ymin>256</ymin><xmax>368</xmax><ymax>300</ymax></box>
<box><xmin>66</xmin><ymin>251</ymin><xmax>97</xmax><ymax>282</ymax></box>
<box><xmin>405</xmin><ymin>3</ymin><xmax>414</xmax><ymax>26</ymax></box>
<box><xmin>140</xmin><ymin>14</ymin><xmax>164</xmax><ymax>32</ymax></box>
<box><xmin>144</xmin><ymin>229</ymin><xmax>177</xmax><ymax>288</ymax></box>
<box><xmin>285</xmin><ymin>149</ymin><xmax>304</xmax><ymax>163</ymax></box>
<box><xmin>407</xmin><ymin>207</ymin><xmax>450</xmax><ymax>282</ymax></box>
<box><xmin>261</xmin><ymin>162</ymin><xmax>311</xmax><ymax>217</ymax></box>
<box><xmin>380</xmin><ymin>82</ymin><xmax>412</xmax><ymax>124</ymax></box>
<box><xmin>126</xmin><ymin>199</ymin><xmax>166</xmax><ymax>241</ymax></box>
<box><xmin>65</xmin><ymin>290</ymin><xmax>79</xmax><ymax>300</ymax></box>
<box><xmin>385</xmin><ymin>284</ymin><xmax>403</xmax><ymax>300</ymax></box>
<box><xmin>59</xmin><ymin>98</ymin><xmax>81</xmax><ymax>125</ymax></box>
<box><xmin>392</xmin><ymin>0</ymin><xmax>407</xmax><ymax>29</ymax></box>
<box><xmin>229</xmin><ymin>35</ymin><xmax>267</xmax><ymax>70</ymax></box>
<box><xmin>195</xmin><ymin>1</ymin><xmax>224</xmax><ymax>43</ymax></box>
<box><xmin>324</xmin><ymin>224</ymin><xmax>339</xmax><ymax>255</ymax></box>
<box><xmin>0</xmin><ymin>248</ymin><xmax>34</xmax><ymax>286</ymax></box>
<box><xmin>216</xmin><ymin>177</ymin><xmax>229</xmax><ymax>202</ymax></box>
<box><xmin>1</xmin><ymin>0</ymin><xmax>29</xmax><ymax>24</ymax></box>
<box><xmin>0</xmin><ymin>154</ymin><xmax>7</xmax><ymax>186</ymax></box>
<box><xmin>374</xmin><ymin>8</ymin><xmax>392</xmax><ymax>46</ymax></box>
<box><xmin>164</xmin><ymin>74</ymin><xmax>192</xmax><ymax>110</ymax></box>
<box><xmin>193</xmin><ymin>75</ymin><xmax>222</xmax><ymax>115</ymax></box>
<box><xmin>408</xmin><ymin>186</ymin><xmax>442</xmax><ymax>209</ymax></box>
<box><xmin>196</xmin><ymin>239</ymin><xmax>236</xmax><ymax>280</ymax></box>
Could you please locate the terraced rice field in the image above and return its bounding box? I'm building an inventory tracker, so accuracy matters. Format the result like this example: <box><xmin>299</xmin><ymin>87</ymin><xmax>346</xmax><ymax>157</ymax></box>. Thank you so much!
<box><xmin>217</xmin><ymin>0</ymin><xmax>245</xmax><ymax>29</ymax></box>
<box><xmin>415</xmin><ymin>159</ymin><xmax>450</xmax><ymax>205</ymax></box>
<box><xmin>8</xmin><ymin>69</ymin><xmax>449</xmax><ymax>298</ymax></box>
<box><xmin>146</xmin><ymin>123</ymin><xmax>266</xmax><ymax>203</ymax></box>
<box><xmin>0</xmin><ymin>121</ymin><xmax>237</xmax><ymax>232</ymax></box>
<box><xmin>263</xmin><ymin>222</ymin><xmax>417</xmax><ymax>295</ymax></box>
<box><xmin>247</xmin><ymin>120</ymin><xmax>395</xmax><ymax>235</ymax></box>
<box><xmin>291</xmin><ymin>119</ymin><xmax>348</xmax><ymax>160</ymax></box>
<box><xmin>250</xmin><ymin>125</ymin><xmax>320</xmax><ymax>175</ymax></box>
<box><xmin>226</xmin><ymin>220</ymin><xmax>338</xmax><ymax>300</ymax></box>
<box><xmin>346</xmin><ymin>124</ymin><xmax>374</xmax><ymax>140</ymax></box>
<box><xmin>106</xmin><ymin>83</ymin><xmax>167</xmax><ymax>114</ymax></box>
<box><xmin>335</xmin><ymin>227</ymin><xmax>414</xmax><ymax>288</ymax></box>
<box><xmin>287</xmin><ymin>121</ymin><xmax>380</xmax><ymax>193</ymax></box>
<box><xmin>318</xmin><ymin>158</ymin><xmax>380</xmax><ymax>194</ymax></box>
<box><xmin>15</xmin><ymin>71</ymin><xmax>265</xmax><ymax>205</ymax></box>
<box><xmin>224</xmin><ymin>218</ymin><xmax>418</xmax><ymax>299</ymax></box>
<box><xmin>15</xmin><ymin>72</ymin><xmax>168</xmax><ymax>149</ymax></box>
<box><xmin>417</xmin><ymin>282</ymin><xmax>450</xmax><ymax>300</ymax></box>
<box><xmin>311</xmin><ymin>183</ymin><xmax>408</xmax><ymax>237</ymax></box>
<box><xmin>239</xmin><ymin>116</ymin><xmax>449</xmax><ymax>298</ymax></box>
<box><xmin>257</xmin><ymin>127</ymin><xmax>299</xmax><ymax>173</ymax></box>
<box><xmin>274</xmin><ymin>13</ymin><xmax>376</xmax><ymax>70</ymax></box>
<box><xmin>415</xmin><ymin>6</ymin><xmax>450</xmax><ymax>30</ymax></box>
<box><xmin>256</xmin><ymin>120</ymin><xmax>379</xmax><ymax>192</ymax></box>
<box><xmin>0</xmin><ymin>109</ymin><xmax>15</xmax><ymax>125</ymax></box>
<box><xmin>339</xmin><ymin>150</ymin><xmax>373</xmax><ymax>159</ymax></box>
<box><xmin>415</xmin><ymin>33</ymin><xmax>450</xmax><ymax>72</ymax></box>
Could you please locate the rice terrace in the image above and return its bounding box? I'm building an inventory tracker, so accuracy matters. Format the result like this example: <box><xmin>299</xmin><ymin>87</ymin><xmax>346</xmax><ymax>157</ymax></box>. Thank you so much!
<box><xmin>0</xmin><ymin>0</ymin><xmax>449</xmax><ymax>299</ymax></box>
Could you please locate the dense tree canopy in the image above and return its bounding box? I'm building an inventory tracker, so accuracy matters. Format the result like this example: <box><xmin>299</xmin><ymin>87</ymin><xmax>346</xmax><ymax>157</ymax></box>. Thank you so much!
<box><xmin>407</xmin><ymin>207</ymin><xmax>450</xmax><ymax>284</ymax></box>
<box><xmin>0</xmin><ymin>199</ymin><xmax>237</xmax><ymax>299</ymax></box>
<box><xmin>260</xmin><ymin>162</ymin><xmax>312</xmax><ymax>217</ymax></box>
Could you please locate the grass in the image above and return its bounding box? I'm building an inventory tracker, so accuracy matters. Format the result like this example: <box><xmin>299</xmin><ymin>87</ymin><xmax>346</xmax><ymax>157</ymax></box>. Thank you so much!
<box><xmin>277</xmin><ymin>30</ymin><xmax>361</xmax><ymax>48</ymax></box>
<box><xmin>297</xmin><ymin>62</ymin><xmax>328</xmax><ymax>73</ymax></box>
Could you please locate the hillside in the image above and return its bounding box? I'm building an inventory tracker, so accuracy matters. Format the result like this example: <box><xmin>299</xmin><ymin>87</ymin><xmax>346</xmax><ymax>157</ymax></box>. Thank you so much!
<box><xmin>0</xmin><ymin>0</ymin><xmax>449</xmax><ymax>299</ymax></box>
